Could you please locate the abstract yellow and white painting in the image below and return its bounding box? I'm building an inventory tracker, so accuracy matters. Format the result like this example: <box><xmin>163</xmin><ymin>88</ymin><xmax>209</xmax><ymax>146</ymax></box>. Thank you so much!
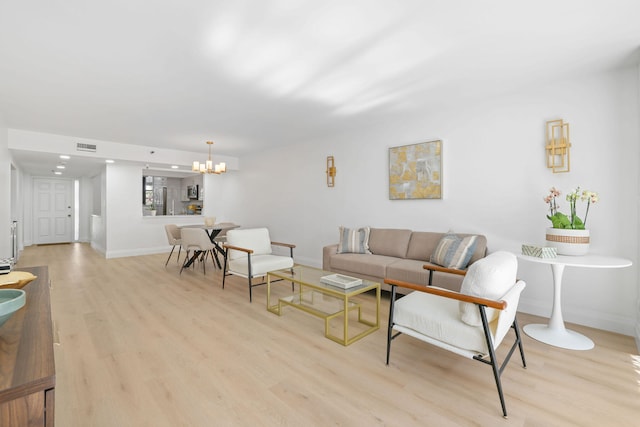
<box><xmin>389</xmin><ymin>140</ymin><xmax>442</xmax><ymax>200</ymax></box>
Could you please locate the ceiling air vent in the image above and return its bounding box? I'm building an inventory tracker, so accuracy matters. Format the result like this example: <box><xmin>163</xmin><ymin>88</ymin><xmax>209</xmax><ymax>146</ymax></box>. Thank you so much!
<box><xmin>76</xmin><ymin>142</ymin><xmax>97</xmax><ymax>152</ymax></box>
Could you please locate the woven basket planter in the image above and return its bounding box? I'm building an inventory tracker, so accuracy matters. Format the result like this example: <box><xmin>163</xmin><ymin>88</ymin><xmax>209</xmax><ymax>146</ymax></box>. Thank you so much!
<box><xmin>545</xmin><ymin>227</ymin><xmax>590</xmax><ymax>256</ymax></box>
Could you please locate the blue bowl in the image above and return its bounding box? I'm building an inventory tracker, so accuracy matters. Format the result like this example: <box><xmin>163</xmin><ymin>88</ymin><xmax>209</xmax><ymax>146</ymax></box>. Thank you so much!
<box><xmin>0</xmin><ymin>289</ymin><xmax>26</xmax><ymax>328</ymax></box>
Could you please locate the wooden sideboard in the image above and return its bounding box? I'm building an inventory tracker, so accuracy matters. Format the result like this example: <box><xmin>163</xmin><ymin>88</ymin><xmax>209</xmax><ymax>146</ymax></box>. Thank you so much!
<box><xmin>0</xmin><ymin>266</ymin><xmax>55</xmax><ymax>426</ymax></box>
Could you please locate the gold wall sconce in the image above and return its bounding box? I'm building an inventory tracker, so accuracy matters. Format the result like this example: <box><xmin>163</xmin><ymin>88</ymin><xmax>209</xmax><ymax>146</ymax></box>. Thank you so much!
<box><xmin>326</xmin><ymin>156</ymin><xmax>336</xmax><ymax>187</ymax></box>
<box><xmin>546</xmin><ymin>119</ymin><xmax>571</xmax><ymax>173</ymax></box>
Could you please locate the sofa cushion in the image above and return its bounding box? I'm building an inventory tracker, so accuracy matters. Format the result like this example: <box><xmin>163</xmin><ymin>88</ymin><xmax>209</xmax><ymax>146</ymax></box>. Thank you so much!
<box><xmin>459</xmin><ymin>251</ymin><xmax>517</xmax><ymax>327</ymax></box>
<box><xmin>386</xmin><ymin>259</ymin><xmax>464</xmax><ymax>291</ymax></box>
<box><xmin>430</xmin><ymin>233</ymin><xmax>479</xmax><ymax>269</ymax></box>
<box><xmin>368</xmin><ymin>228</ymin><xmax>412</xmax><ymax>258</ymax></box>
<box><xmin>336</xmin><ymin>226</ymin><xmax>372</xmax><ymax>254</ymax></box>
<box><xmin>329</xmin><ymin>253</ymin><xmax>398</xmax><ymax>279</ymax></box>
<box><xmin>406</xmin><ymin>231</ymin><xmax>444</xmax><ymax>261</ymax></box>
<box><xmin>385</xmin><ymin>258</ymin><xmax>432</xmax><ymax>285</ymax></box>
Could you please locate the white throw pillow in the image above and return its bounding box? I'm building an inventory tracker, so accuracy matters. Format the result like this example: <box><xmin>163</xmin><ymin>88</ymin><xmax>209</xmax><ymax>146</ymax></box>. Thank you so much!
<box><xmin>459</xmin><ymin>251</ymin><xmax>517</xmax><ymax>327</ymax></box>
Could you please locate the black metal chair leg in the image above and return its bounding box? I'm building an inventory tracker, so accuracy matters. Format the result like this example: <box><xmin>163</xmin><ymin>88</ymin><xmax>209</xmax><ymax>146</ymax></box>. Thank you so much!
<box><xmin>179</xmin><ymin>250</ymin><xmax>191</xmax><ymax>274</ymax></box>
<box><xmin>165</xmin><ymin>246</ymin><xmax>176</xmax><ymax>266</ymax></box>
<box><xmin>202</xmin><ymin>251</ymin><xmax>206</xmax><ymax>274</ymax></box>
<box><xmin>479</xmin><ymin>306</ymin><xmax>508</xmax><ymax>418</ymax></box>
<box><xmin>386</xmin><ymin>285</ymin><xmax>397</xmax><ymax>365</ymax></box>
<box><xmin>212</xmin><ymin>248</ymin><xmax>222</xmax><ymax>269</ymax></box>
<box><xmin>247</xmin><ymin>253</ymin><xmax>253</xmax><ymax>303</ymax></box>
<box><xmin>513</xmin><ymin>317</ymin><xmax>527</xmax><ymax>368</ymax></box>
<box><xmin>222</xmin><ymin>254</ymin><xmax>228</xmax><ymax>289</ymax></box>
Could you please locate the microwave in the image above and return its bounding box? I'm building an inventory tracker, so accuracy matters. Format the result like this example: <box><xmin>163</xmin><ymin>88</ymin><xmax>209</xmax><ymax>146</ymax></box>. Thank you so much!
<box><xmin>187</xmin><ymin>185</ymin><xmax>198</xmax><ymax>199</ymax></box>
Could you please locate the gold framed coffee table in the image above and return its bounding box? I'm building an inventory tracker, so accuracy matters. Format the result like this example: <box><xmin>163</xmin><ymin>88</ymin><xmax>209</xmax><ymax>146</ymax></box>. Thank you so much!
<box><xmin>267</xmin><ymin>265</ymin><xmax>380</xmax><ymax>346</ymax></box>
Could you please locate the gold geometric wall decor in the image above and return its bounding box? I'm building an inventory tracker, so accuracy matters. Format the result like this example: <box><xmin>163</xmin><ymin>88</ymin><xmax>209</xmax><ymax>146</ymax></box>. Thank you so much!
<box><xmin>546</xmin><ymin>119</ymin><xmax>571</xmax><ymax>173</ymax></box>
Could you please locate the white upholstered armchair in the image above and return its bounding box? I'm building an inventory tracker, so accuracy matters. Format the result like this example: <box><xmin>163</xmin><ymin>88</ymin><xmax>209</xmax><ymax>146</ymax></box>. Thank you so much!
<box><xmin>385</xmin><ymin>251</ymin><xmax>527</xmax><ymax>418</ymax></box>
<box><xmin>222</xmin><ymin>228</ymin><xmax>295</xmax><ymax>302</ymax></box>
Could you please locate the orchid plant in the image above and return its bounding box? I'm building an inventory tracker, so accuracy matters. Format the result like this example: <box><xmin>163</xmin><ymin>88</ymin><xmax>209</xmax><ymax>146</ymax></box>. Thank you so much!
<box><xmin>544</xmin><ymin>186</ymin><xmax>599</xmax><ymax>229</ymax></box>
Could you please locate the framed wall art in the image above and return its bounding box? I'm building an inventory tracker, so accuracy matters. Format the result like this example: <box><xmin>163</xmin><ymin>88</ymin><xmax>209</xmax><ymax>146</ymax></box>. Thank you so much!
<box><xmin>389</xmin><ymin>140</ymin><xmax>442</xmax><ymax>200</ymax></box>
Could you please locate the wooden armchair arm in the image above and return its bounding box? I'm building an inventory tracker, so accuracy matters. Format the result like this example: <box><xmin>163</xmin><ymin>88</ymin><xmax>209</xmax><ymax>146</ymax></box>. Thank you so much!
<box><xmin>271</xmin><ymin>241</ymin><xmax>296</xmax><ymax>249</ymax></box>
<box><xmin>422</xmin><ymin>263</ymin><xmax>467</xmax><ymax>287</ymax></box>
<box><xmin>423</xmin><ymin>264</ymin><xmax>467</xmax><ymax>276</ymax></box>
<box><xmin>272</xmin><ymin>240</ymin><xmax>295</xmax><ymax>258</ymax></box>
<box><xmin>222</xmin><ymin>244</ymin><xmax>254</xmax><ymax>254</ymax></box>
<box><xmin>384</xmin><ymin>278</ymin><xmax>506</xmax><ymax>310</ymax></box>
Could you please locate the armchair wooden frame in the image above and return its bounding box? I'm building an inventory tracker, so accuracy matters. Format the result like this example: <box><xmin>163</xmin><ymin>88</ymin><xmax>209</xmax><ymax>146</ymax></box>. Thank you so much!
<box><xmin>424</xmin><ymin>263</ymin><xmax>467</xmax><ymax>285</ymax></box>
<box><xmin>222</xmin><ymin>241</ymin><xmax>296</xmax><ymax>302</ymax></box>
<box><xmin>385</xmin><ymin>264</ymin><xmax>527</xmax><ymax>418</ymax></box>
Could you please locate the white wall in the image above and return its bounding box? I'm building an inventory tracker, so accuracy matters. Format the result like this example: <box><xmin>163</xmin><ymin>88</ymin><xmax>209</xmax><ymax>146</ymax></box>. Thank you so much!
<box><xmin>218</xmin><ymin>67</ymin><xmax>639</xmax><ymax>336</ymax></box>
<box><xmin>77</xmin><ymin>176</ymin><xmax>93</xmax><ymax>242</ymax></box>
<box><xmin>637</xmin><ymin>63</ymin><xmax>640</xmax><ymax>349</ymax></box>
<box><xmin>201</xmin><ymin>171</ymin><xmax>234</xmax><ymax>221</ymax></box>
<box><xmin>0</xmin><ymin>113</ymin><xmax>11</xmax><ymax>258</ymax></box>
<box><xmin>103</xmin><ymin>163</ymin><xmax>207</xmax><ymax>258</ymax></box>
<box><xmin>90</xmin><ymin>169</ymin><xmax>106</xmax><ymax>254</ymax></box>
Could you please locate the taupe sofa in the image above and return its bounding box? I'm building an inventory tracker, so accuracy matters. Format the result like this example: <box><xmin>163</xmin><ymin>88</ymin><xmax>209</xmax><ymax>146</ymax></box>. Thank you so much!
<box><xmin>322</xmin><ymin>228</ymin><xmax>487</xmax><ymax>292</ymax></box>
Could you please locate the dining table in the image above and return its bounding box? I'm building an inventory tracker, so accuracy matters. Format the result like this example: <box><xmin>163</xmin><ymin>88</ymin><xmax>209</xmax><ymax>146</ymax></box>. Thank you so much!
<box><xmin>179</xmin><ymin>222</ymin><xmax>240</xmax><ymax>269</ymax></box>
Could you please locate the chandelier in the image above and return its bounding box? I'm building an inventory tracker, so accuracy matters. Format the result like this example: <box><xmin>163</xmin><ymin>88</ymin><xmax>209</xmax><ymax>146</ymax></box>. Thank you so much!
<box><xmin>192</xmin><ymin>141</ymin><xmax>226</xmax><ymax>174</ymax></box>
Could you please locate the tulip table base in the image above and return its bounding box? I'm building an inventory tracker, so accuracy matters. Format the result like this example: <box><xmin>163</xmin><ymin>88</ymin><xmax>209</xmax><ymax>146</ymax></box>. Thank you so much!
<box><xmin>517</xmin><ymin>253</ymin><xmax>632</xmax><ymax>351</ymax></box>
<box><xmin>523</xmin><ymin>323</ymin><xmax>594</xmax><ymax>350</ymax></box>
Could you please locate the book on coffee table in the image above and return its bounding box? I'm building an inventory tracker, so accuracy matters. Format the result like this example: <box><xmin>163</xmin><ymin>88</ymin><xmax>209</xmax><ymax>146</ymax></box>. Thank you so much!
<box><xmin>320</xmin><ymin>274</ymin><xmax>363</xmax><ymax>289</ymax></box>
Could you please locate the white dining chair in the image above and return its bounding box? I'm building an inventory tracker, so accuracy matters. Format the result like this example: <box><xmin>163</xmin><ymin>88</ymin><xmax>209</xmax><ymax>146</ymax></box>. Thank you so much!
<box><xmin>164</xmin><ymin>224</ymin><xmax>182</xmax><ymax>266</ymax></box>
<box><xmin>179</xmin><ymin>228</ymin><xmax>217</xmax><ymax>274</ymax></box>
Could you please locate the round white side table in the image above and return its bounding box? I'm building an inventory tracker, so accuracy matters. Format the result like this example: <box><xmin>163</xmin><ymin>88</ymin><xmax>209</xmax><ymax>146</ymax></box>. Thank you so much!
<box><xmin>517</xmin><ymin>253</ymin><xmax>632</xmax><ymax>350</ymax></box>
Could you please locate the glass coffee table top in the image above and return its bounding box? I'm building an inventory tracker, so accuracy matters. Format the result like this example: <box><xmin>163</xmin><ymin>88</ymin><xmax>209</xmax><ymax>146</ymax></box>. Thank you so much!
<box><xmin>268</xmin><ymin>265</ymin><xmax>379</xmax><ymax>295</ymax></box>
<box><xmin>267</xmin><ymin>265</ymin><xmax>380</xmax><ymax>346</ymax></box>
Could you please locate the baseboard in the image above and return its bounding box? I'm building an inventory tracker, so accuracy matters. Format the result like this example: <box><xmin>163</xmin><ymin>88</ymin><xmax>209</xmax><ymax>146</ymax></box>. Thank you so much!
<box><xmin>90</xmin><ymin>241</ymin><xmax>106</xmax><ymax>255</ymax></box>
<box><xmin>105</xmin><ymin>246</ymin><xmax>170</xmax><ymax>259</ymax></box>
<box><xmin>519</xmin><ymin>297</ymin><xmax>635</xmax><ymax>337</ymax></box>
<box><xmin>293</xmin><ymin>255</ymin><xmax>321</xmax><ymax>269</ymax></box>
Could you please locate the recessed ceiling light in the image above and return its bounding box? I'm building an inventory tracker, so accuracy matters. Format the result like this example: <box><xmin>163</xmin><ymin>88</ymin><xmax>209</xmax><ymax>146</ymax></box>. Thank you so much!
<box><xmin>105</xmin><ymin>159</ymin><xmax>115</xmax><ymax>163</ymax></box>
<box><xmin>171</xmin><ymin>165</ymin><xmax>179</xmax><ymax>169</ymax></box>
<box><xmin>54</xmin><ymin>171</ymin><xmax>62</xmax><ymax>175</ymax></box>
<box><xmin>56</xmin><ymin>165</ymin><xmax>65</xmax><ymax>169</ymax></box>
<box><xmin>59</xmin><ymin>155</ymin><xmax>70</xmax><ymax>159</ymax></box>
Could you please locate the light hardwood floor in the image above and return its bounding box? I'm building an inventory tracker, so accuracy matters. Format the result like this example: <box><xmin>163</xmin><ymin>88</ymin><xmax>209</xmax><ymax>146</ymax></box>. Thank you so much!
<box><xmin>16</xmin><ymin>243</ymin><xmax>640</xmax><ymax>427</ymax></box>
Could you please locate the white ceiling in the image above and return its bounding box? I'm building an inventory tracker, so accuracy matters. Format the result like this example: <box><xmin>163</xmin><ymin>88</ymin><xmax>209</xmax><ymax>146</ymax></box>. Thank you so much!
<box><xmin>1</xmin><ymin>1</ymin><xmax>639</xmax><ymax>176</ymax></box>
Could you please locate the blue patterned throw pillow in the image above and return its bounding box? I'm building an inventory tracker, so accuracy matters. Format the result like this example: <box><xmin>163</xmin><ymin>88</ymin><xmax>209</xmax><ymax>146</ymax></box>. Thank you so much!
<box><xmin>430</xmin><ymin>233</ymin><xmax>479</xmax><ymax>269</ymax></box>
<box><xmin>336</xmin><ymin>226</ymin><xmax>372</xmax><ymax>254</ymax></box>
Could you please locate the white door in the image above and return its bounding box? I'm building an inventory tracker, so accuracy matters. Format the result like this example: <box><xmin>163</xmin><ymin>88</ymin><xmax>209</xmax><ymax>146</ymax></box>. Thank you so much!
<box><xmin>33</xmin><ymin>178</ymin><xmax>73</xmax><ymax>244</ymax></box>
